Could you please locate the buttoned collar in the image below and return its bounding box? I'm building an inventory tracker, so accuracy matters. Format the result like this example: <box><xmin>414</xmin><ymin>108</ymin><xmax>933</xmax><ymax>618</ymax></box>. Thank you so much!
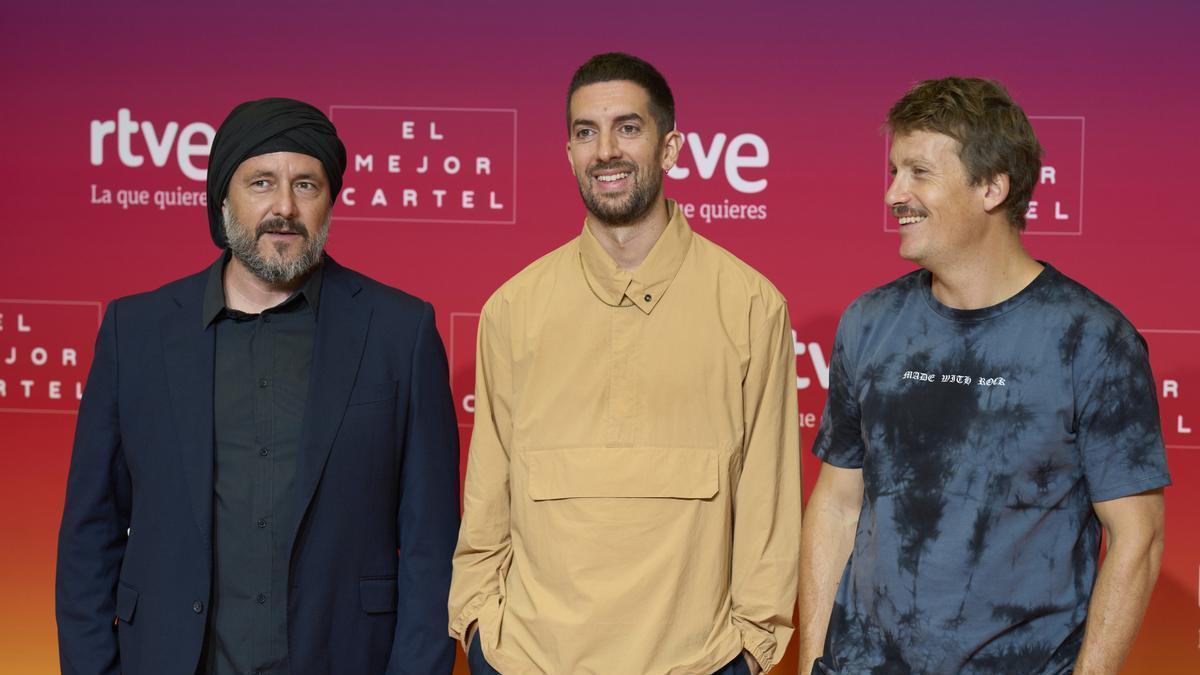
<box><xmin>202</xmin><ymin>251</ymin><xmax>324</xmax><ymax>328</ymax></box>
<box><xmin>578</xmin><ymin>200</ymin><xmax>694</xmax><ymax>314</ymax></box>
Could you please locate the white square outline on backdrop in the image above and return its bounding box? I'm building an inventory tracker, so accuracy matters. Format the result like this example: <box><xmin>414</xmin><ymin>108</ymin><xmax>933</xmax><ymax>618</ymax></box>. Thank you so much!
<box><xmin>1140</xmin><ymin>328</ymin><xmax>1200</xmax><ymax>450</ymax></box>
<box><xmin>882</xmin><ymin>116</ymin><xmax>1085</xmax><ymax>236</ymax></box>
<box><xmin>0</xmin><ymin>299</ymin><xmax>102</xmax><ymax>415</ymax></box>
<box><xmin>450</xmin><ymin>312</ymin><xmax>481</xmax><ymax>428</ymax></box>
<box><xmin>328</xmin><ymin>106</ymin><xmax>518</xmax><ymax>225</ymax></box>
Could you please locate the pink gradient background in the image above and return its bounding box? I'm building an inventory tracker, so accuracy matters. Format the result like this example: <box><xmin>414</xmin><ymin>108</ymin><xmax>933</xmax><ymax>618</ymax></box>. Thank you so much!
<box><xmin>2</xmin><ymin>2</ymin><xmax>1197</xmax><ymax>672</ymax></box>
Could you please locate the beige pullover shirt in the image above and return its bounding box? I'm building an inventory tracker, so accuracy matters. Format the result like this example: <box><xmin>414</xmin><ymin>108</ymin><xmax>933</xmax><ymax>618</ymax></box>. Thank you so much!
<box><xmin>449</xmin><ymin>203</ymin><xmax>801</xmax><ymax>674</ymax></box>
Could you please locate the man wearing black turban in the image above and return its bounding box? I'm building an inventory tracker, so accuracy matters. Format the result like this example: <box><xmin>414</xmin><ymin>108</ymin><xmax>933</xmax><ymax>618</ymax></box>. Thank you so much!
<box><xmin>57</xmin><ymin>98</ymin><xmax>461</xmax><ymax>675</ymax></box>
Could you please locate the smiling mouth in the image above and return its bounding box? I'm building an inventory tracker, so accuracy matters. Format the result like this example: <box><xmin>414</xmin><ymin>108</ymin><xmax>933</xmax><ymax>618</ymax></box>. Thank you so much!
<box><xmin>594</xmin><ymin>172</ymin><xmax>631</xmax><ymax>183</ymax></box>
<box><xmin>897</xmin><ymin>215</ymin><xmax>926</xmax><ymax>226</ymax></box>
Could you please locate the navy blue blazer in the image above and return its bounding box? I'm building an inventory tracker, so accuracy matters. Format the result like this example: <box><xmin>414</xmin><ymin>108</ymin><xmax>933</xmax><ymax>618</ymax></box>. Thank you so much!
<box><xmin>56</xmin><ymin>257</ymin><xmax>460</xmax><ymax>674</ymax></box>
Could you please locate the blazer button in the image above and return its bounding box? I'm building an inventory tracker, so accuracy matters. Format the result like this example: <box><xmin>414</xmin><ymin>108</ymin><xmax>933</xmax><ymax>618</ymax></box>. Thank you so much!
<box><xmin>192</xmin><ymin>601</ymin><xmax>204</xmax><ymax>614</ymax></box>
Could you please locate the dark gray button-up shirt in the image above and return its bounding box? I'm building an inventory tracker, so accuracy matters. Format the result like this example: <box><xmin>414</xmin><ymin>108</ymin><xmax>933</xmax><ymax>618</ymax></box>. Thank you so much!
<box><xmin>199</xmin><ymin>254</ymin><xmax>322</xmax><ymax>675</ymax></box>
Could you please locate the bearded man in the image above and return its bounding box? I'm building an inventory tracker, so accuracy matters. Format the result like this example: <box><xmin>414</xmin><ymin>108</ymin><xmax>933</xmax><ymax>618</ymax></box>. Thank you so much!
<box><xmin>57</xmin><ymin>98</ymin><xmax>460</xmax><ymax>675</ymax></box>
<box><xmin>449</xmin><ymin>53</ymin><xmax>801</xmax><ymax>675</ymax></box>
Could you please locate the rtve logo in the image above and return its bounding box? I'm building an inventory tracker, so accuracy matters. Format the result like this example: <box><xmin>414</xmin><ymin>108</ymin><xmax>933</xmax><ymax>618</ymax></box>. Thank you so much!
<box><xmin>89</xmin><ymin>108</ymin><xmax>215</xmax><ymax>181</ymax></box>
<box><xmin>667</xmin><ymin>132</ymin><xmax>770</xmax><ymax>194</ymax></box>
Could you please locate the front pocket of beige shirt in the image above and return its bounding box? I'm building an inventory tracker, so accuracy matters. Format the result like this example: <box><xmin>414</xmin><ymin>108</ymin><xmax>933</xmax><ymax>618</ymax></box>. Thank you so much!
<box><xmin>509</xmin><ymin>445</ymin><xmax>731</xmax><ymax>646</ymax></box>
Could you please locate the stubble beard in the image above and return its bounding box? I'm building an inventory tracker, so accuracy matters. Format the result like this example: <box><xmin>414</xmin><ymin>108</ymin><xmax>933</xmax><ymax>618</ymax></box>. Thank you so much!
<box><xmin>577</xmin><ymin>162</ymin><xmax>662</xmax><ymax>227</ymax></box>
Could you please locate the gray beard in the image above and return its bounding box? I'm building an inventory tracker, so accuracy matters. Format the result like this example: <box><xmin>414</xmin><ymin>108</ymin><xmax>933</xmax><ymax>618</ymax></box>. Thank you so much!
<box><xmin>223</xmin><ymin>208</ymin><xmax>330</xmax><ymax>284</ymax></box>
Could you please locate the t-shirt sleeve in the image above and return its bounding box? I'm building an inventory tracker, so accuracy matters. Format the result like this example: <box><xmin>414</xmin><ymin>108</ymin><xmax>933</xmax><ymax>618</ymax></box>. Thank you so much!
<box><xmin>813</xmin><ymin>302</ymin><xmax>866</xmax><ymax>468</ymax></box>
<box><xmin>1075</xmin><ymin>331</ymin><xmax>1171</xmax><ymax>502</ymax></box>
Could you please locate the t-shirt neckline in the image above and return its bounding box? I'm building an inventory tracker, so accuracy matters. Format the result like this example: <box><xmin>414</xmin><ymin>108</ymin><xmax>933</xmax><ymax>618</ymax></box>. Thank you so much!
<box><xmin>921</xmin><ymin>262</ymin><xmax>1055</xmax><ymax>323</ymax></box>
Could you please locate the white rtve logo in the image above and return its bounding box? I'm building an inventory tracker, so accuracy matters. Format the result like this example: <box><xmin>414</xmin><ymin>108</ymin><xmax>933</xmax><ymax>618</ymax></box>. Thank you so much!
<box><xmin>793</xmin><ymin>330</ymin><xmax>829</xmax><ymax>391</ymax></box>
<box><xmin>89</xmin><ymin>108</ymin><xmax>214</xmax><ymax>181</ymax></box>
<box><xmin>667</xmin><ymin>132</ymin><xmax>770</xmax><ymax>194</ymax></box>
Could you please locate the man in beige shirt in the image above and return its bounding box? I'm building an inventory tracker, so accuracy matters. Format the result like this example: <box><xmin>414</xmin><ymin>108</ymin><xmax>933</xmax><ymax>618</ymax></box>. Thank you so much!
<box><xmin>449</xmin><ymin>52</ymin><xmax>800</xmax><ymax>675</ymax></box>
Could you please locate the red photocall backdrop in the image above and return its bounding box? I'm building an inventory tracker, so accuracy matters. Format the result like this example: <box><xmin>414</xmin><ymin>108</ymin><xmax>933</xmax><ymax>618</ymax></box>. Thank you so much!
<box><xmin>2</xmin><ymin>2</ymin><xmax>1197</xmax><ymax>673</ymax></box>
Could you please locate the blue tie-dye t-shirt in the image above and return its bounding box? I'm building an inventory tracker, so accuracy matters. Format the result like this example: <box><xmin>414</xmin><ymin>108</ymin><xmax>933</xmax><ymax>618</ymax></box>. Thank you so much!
<box><xmin>812</xmin><ymin>264</ymin><xmax>1170</xmax><ymax>675</ymax></box>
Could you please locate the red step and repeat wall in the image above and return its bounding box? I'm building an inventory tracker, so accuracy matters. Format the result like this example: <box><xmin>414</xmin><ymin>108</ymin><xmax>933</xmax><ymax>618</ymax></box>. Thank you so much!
<box><xmin>2</xmin><ymin>2</ymin><xmax>1197</xmax><ymax>673</ymax></box>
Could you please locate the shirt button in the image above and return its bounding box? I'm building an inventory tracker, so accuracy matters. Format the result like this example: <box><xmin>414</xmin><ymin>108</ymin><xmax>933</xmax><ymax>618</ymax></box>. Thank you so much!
<box><xmin>643</xmin><ymin>293</ymin><xmax>652</xmax><ymax>302</ymax></box>
<box><xmin>192</xmin><ymin>601</ymin><xmax>204</xmax><ymax>613</ymax></box>
<box><xmin>257</xmin><ymin>519</ymin><xmax>267</xmax><ymax>528</ymax></box>
<box><xmin>258</xmin><ymin>377</ymin><xmax>269</xmax><ymax>388</ymax></box>
<box><xmin>259</xmin><ymin>447</ymin><xmax>269</xmax><ymax>457</ymax></box>
<box><xmin>263</xmin><ymin>315</ymin><xmax>272</xmax><ymax>323</ymax></box>
<box><xmin>256</xmin><ymin>593</ymin><xmax>267</xmax><ymax>604</ymax></box>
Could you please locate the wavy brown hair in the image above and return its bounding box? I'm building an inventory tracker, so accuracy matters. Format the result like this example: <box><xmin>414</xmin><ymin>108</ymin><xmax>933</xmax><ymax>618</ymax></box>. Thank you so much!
<box><xmin>887</xmin><ymin>77</ymin><xmax>1043</xmax><ymax>229</ymax></box>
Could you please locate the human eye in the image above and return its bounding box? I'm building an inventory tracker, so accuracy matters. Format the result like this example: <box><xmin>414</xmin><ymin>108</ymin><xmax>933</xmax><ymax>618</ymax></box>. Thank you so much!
<box><xmin>619</xmin><ymin>123</ymin><xmax>641</xmax><ymax>135</ymax></box>
<box><xmin>574</xmin><ymin>127</ymin><xmax>595</xmax><ymax>140</ymax></box>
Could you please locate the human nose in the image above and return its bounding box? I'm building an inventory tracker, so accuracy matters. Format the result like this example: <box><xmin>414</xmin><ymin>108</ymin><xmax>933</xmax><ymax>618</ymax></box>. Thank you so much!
<box><xmin>596</xmin><ymin>129</ymin><xmax>622</xmax><ymax>163</ymax></box>
<box><xmin>884</xmin><ymin>173</ymin><xmax>908</xmax><ymax>208</ymax></box>
<box><xmin>272</xmin><ymin>185</ymin><xmax>299</xmax><ymax>220</ymax></box>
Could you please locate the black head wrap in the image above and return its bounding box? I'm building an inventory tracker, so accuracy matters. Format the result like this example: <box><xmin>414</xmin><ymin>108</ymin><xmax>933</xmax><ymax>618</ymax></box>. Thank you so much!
<box><xmin>206</xmin><ymin>97</ymin><xmax>347</xmax><ymax>248</ymax></box>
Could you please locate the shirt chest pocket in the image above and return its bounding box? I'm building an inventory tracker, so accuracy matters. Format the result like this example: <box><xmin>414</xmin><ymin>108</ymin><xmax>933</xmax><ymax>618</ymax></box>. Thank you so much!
<box><xmin>525</xmin><ymin>447</ymin><xmax>718</xmax><ymax>501</ymax></box>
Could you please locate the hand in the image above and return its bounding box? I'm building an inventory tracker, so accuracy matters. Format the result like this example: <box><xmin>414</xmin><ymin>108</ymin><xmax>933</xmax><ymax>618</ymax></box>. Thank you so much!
<box><xmin>743</xmin><ymin>650</ymin><xmax>762</xmax><ymax>675</ymax></box>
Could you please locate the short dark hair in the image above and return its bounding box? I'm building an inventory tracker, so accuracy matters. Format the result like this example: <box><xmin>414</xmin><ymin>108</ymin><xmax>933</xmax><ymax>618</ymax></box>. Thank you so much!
<box><xmin>886</xmin><ymin>77</ymin><xmax>1043</xmax><ymax>229</ymax></box>
<box><xmin>567</xmin><ymin>52</ymin><xmax>675</xmax><ymax>138</ymax></box>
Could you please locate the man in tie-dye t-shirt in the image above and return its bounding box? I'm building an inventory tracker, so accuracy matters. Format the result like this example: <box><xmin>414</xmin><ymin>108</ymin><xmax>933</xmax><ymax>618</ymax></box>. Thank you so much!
<box><xmin>799</xmin><ymin>78</ymin><xmax>1170</xmax><ymax>675</ymax></box>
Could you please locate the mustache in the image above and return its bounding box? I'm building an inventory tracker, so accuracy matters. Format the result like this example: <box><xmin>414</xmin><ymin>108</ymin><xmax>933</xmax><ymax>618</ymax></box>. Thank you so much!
<box><xmin>255</xmin><ymin>217</ymin><xmax>309</xmax><ymax>239</ymax></box>
<box><xmin>891</xmin><ymin>206</ymin><xmax>928</xmax><ymax>219</ymax></box>
<box><xmin>589</xmin><ymin>161</ymin><xmax>637</xmax><ymax>175</ymax></box>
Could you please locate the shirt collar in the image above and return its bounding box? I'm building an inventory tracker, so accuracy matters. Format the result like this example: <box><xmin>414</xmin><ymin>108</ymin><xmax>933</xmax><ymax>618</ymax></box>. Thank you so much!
<box><xmin>578</xmin><ymin>199</ymin><xmax>693</xmax><ymax>314</ymax></box>
<box><xmin>202</xmin><ymin>251</ymin><xmax>325</xmax><ymax>328</ymax></box>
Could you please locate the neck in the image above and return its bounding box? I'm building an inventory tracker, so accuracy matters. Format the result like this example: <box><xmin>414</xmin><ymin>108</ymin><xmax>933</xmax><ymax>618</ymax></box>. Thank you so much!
<box><xmin>586</xmin><ymin>199</ymin><xmax>671</xmax><ymax>272</ymax></box>
<box><xmin>927</xmin><ymin>226</ymin><xmax>1043</xmax><ymax>310</ymax></box>
<box><xmin>223</xmin><ymin>255</ymin><xmax>308</xmax><ymax>314</ymax></box>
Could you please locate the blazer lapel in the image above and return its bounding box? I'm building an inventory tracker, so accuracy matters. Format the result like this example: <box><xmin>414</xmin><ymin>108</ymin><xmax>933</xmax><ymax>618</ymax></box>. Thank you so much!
<box><xmin>287</xmin><ymin>258</ymin><xmax>371</xmax><ymax>552</ymax></box>
<box><xmin>161</xmin><ymin>279</ymin><xmax>216</xmax><ymax>548</ymax></box>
